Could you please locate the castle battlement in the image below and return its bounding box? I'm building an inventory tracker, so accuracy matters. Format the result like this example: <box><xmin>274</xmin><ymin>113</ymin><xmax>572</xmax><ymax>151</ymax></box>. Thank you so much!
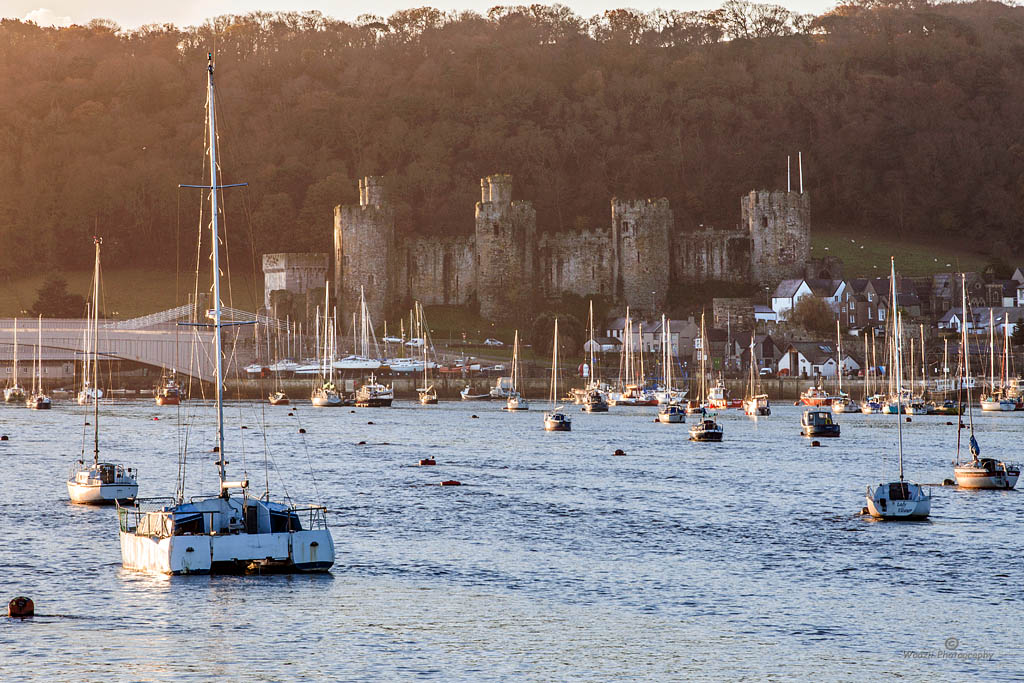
<box><xmin>332</xmin><ymin>175</ymin><xmax>811</xmax><ymax>323</ymax></box>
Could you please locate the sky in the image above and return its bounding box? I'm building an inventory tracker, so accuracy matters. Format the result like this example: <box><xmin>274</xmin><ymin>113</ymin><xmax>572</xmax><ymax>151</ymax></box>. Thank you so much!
<box><xmin>5</xmin><ymin>0</ymin><xmax>837</xmax><ymax>30</ymax></box>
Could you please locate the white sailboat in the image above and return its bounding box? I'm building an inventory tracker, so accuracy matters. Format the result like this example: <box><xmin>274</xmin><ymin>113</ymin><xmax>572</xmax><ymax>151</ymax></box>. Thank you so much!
<box><xmin>311</xmin><ymin>285</ymin><xmax>343</xmax><ymax>407</ymax></box>
<box><xmin>25</xmin><ymin>315</ymin><xmax>51</xmax><ymax>410</ymax></box>
<box><xmin>657</xmin><ymin>318</ymin><xmax>685</xmax><ymax>423</ymax></box>
<box><xmin>76</xmin><ymin>303</ymin><xmax>104</xmax><ymax>405</ymax></box>
<box><xmin>953</xmin><ymin>274</ymin><xmax>1020</xmax><ymax>489</ymax></box>
<box><xmin>581</xmin><ymin>300</ymin><xmax>609</xmax><ymax>412</ymax></box>
<box><xmin>354</xmin><ymin>288</ymin><xmax>393</xmax><ymax>406</ymax></box>
<box><xmin>118</xmin><ymin>55</ymin><xmax>334</xmax><ymax>574</ymax></box>
<box><xmin>831</xmin><ymin>321</ymin><xmax>855</xmax><ymax>413</ymax></box>
<box><xmin>543</xmin><ymin>319</ymin><xmax>571</xmax><ymax>431</ymax></box>
<box><xmin>416</xmin><ymin>302</ymin><xmax>438</xmax><ymax>405</ymax></box>
<box><xmin>742</xmin><ymin>334</ymin><xmax>770</xmax><ymax>417</ymax></box>
<box><xmin>686</xmin><ymin>313</ymin><xmax>708</xmax><ymax>415</ymax></box>
<box><xmin>865</xmin><ymin>258</ymin><xmax>931</xmax><ymax>520</ymax></box>
<box><xmin>980</xmin><ymin>309</ymin><xmax>1015</xmax><ymax>411</ymax></box>
<box><xmin>68</xmin><ymin>237</ymin><xmax>138</xmax><ymax>505</ymax></box>
<box><xmin>506</xmin><ymin>330</ymin><xmax>528</xmax><ymax>411</ymax></box>
<box><xmin>3</xmin><ymin>318</ymin><xmax>26</xmax><ymax>403</ymax></box>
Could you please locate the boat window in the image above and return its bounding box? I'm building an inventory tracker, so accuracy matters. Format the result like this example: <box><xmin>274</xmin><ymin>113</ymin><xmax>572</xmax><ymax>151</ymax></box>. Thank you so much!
<box><xmin>889</xmin><ymin>482</ymin><xmax>910</xmax><ymax>500</ymax></box>
<box><xmin>173</xmin><ymin>513</ymin><xmax>205</xmax><ymax>536</ymax></box>
<box><xmin>270</xmin><ymin>510</ymin><xmax>302</xmax><ymax>533</ymax></box>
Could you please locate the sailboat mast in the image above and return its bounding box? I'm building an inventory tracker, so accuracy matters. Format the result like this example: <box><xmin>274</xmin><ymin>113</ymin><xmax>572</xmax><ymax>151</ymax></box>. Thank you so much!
<box><xmin>963</xmin><ymin>274</ymin><xmax>975</xmax><ymax>433</ymax></box>
<box><xmin>204</xmin><ymin>54</ymin><xmax>227</xmax><ymax>492</ymax></box>
<box><xmin>891</xmin><ymin>258</ymin><xmax>904</xmax><ymax>480</ymax></box>
<box><xmin>551</xmin><ymin>318</ymin><xmax>559</xmax><ymax>406</ymax></box>
<box><xmin>92</xmin><ymin>237</ymin><xmax>101</xmax><ymax>465</ymax></box>
<box><xmin>589</xmin><ymin>300</ymin><xmax>596</xmax><ymax>385</ymax></box>
<box><xmin>836</xmin><ymin>319</ymin><xmax>842</xmax><ymax>395</ymax></box>
<box><xmin>989</xmin><ymin>309</ymin><xmax>995</xmax><ymax>394</ymax></box>
<box><xmin>12</xmin><ymin>319</ymin><xmax>17</xmax><ymax>388</ymax></box>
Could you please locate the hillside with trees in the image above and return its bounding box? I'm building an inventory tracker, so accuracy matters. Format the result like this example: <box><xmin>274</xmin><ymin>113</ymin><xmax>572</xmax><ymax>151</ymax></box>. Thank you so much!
<box><xmin>1</xmin><ymin>0</ymin><xmax>1023</xmax><ymax>278</ymax></box>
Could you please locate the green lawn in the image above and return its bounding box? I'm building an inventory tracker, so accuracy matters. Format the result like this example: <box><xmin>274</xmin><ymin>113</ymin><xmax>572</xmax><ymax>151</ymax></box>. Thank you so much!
<box><xmin>812</xmin><ymin>227</ymin><xmax>988</xmax><ymax>278</ymax></box>
<box><xmin>0</xmin><ymin>268</ymin><xmax>260</xmax><ymax>318</ymax></box>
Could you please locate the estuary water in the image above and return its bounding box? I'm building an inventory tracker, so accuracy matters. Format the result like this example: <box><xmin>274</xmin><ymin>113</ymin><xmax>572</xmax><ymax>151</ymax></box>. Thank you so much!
<box><xmin>0</xmin><ymin>399</ymin><xmax>1020</xmax><ymax>681</ymax></box>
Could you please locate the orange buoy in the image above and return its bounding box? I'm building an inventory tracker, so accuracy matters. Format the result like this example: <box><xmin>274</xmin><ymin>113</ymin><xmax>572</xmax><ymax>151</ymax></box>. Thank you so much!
<box><xmin>8</xmin><ymin>596</ymin><xmax>33</xmax><ymax>618</ymax></box>
<box><xmin>440</xmin><ymin>480</ymin><xmax>461</xmax><ymax>486</ymax></box>
<box><xmin>419</xmin><ymin>458</ymin><xmax>436</xmax><ymax>466</ymax></box>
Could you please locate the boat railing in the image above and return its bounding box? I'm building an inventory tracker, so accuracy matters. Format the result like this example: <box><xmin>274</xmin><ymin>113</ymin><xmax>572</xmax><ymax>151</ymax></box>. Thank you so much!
<box><xmin>117</xmin><ymin>499</ymin><xmax>330</xmax><ymax>536</ymax></box>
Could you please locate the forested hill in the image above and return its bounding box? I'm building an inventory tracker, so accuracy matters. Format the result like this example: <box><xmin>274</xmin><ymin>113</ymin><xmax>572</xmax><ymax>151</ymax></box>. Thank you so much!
<box><xmin>2</xmin><ymin>1</ymin><xmax>1024</xmax><ymax>274</ymax></box>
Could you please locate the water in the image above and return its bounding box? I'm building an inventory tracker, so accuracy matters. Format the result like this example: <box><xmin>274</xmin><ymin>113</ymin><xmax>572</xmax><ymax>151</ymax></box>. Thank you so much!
<box><xmin>1</xmin><ymin>400</ymin><xmax>1020</xmax><ymax>680</ymax></box>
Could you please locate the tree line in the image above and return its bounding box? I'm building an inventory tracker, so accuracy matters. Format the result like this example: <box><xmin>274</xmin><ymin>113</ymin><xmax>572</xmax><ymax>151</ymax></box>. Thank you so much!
<box><xmin>2</xmin><ymin>0</ymin><xmax>1023</xmax><ymax>278</ymax></box>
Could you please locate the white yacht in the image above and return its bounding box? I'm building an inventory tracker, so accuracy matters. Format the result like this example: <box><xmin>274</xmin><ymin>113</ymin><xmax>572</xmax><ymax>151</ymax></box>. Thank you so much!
<box><xmin>68</xmin><ymin>237</ymin><xmax>138</xmax><ymax>505</ymax></box>
<box><xmin>4</xmin><ymin>318</ymin><xmax>26</xmax><ymax>403</ymax></box>
<box><xmin>543</xmin><ymin>319</ymin><xmax>571</xmax><ymax>431</ymax></box>
<box><xmin>865</xmin><ymin>259</ymin><xmax>931</xmax><ymax>520</ymax></box>
<box><xmin>117</xmin><ymin>56</ymin><xmax>333</xmax><ymax>574</ymax></box>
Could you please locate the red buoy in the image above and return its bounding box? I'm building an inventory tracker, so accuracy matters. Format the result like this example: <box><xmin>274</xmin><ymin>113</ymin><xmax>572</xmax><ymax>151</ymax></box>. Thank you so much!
<box><xmin>419</xmin><ymin>459</ymin><xmax>436</xmax><ymax>466</ymax></box>
<box><xmin>152</xmin><ymin>417</ymin><xmax>159</xmax><ymax>421</ymax></box>
<box><xmin>8</xmin><ymin>596</ymin><xmax>33</xmax><ymax>618</ymax></box>
<box><xmin>440</xmin><ymin>480</ymin><xmax>461</xmax><ymax>486</ymax></box>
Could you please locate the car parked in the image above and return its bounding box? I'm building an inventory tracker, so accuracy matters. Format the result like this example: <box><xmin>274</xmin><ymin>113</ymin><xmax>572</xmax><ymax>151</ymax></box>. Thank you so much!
<box><xmin>483</xmin><ymin>338</ymin><xmax>504</xmax><ymax>347</ymax></box>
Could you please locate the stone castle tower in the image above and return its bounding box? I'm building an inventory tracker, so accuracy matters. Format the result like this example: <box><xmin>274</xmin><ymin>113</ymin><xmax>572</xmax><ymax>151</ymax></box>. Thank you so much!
<box><xmin>744</xmin><ymin>190</ymin><xmax>810</xmax><ymax>284</ymax></box>
<box><xmin>474</xmin><ymin>175</ymin><xmax>536</xmax><ymax>321</ymax></box>
<box><xmin>611</xmin><ymin>198</ymin><xmax>672</xmax><ymax>315</ymax></box>
<box><xmin>334</xmin><ymin>176</ymin><xmax>394</xmax><ymax>326</ymax></box>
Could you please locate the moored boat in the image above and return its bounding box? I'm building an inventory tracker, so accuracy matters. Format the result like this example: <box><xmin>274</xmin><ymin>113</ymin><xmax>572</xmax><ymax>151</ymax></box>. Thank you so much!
<box><xmin>801</xmin><ymin>409</ymin><xmax>840</xmax><ymax>437</ymax></box>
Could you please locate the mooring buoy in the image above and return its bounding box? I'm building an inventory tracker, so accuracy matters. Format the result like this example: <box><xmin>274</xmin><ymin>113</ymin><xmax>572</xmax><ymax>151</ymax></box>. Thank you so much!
<box><xmin>298</xmin><ymin>428</ymin><xmax>306</xmax><ymax>434</ymax></box>
<box><xmin>357</xmin><ymin>440</ymin><xmax>366</xmax><ymax>445</ymax></box>
<box><xmin>367</xmin><ymin>421</ymin><xmax>374</xmax><ymax>425</ymax></box>
<box><xmin>8</xmin><ymin>597</ymin><xmax>33</xmax><ymax>618</ymax></box>
<box><xmin>0</xmin><ymin>435</ymin><xmax>8</xmax><ymax>441</ymax></box>
<box><xmin>419</xmin><ymin>458</ymin><xmax>436</xmax><ymax>466</ymax></box>
<box><xmin>613</xmin><ymin>448</ymin><xmax>626</xmax><ymax>456</ymax></box>
<box><xmin>440</xmin><ymin>480</ymin><xmax>461</xmax><ymax>486</ymax></box>
<box><xmin>811</xmin><ymin>440</ymin><xmax>821</xmax><ymax>447</ymax></box>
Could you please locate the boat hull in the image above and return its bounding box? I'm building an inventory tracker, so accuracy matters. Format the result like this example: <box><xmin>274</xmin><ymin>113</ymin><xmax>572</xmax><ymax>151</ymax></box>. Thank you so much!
<box><xmin>356</xmin><ymin>398</ymin><xmax>393</xmax><ymax>407</ymax></box>
<box><xmin>689</xmin><ymin>430</ymin><xmax>723</xmax><ymax>442</ymax></box>
<box><xmin>954</xmin><ymin>465</ymin><xmax>1020</xmax><ymax>490</ymax></box>
<box><xmin>119</xmin><ymin>528</ymin><xmax>334</xmax><ymax>575</ymax></box>
<box><xmin>802</xmin><ymin>426</ymin><xmax>840</xmax><ymax>437</ymax></box>
<box><xmin>155</xmin><ymin>396</ymin><xmax>180</xmax><ymax>406</ymax></box>
<box><xmin>311</xmin><ymin>395</ymin><xmax>342</xmax><ymax>407</ymax></box>
<box><xmin>980</xmin><ymin>399</ymin><xmax>1016</xmax><ymax>412</ymax></box>
<box><xmin>865</xmin><ymin>482</ymin><xmax>931</xmax><ymax>519</ymax></box>
<box><xmin>68</xmin><ymin>481</ymin><xmax>138</xmax><ymax>505</ymax></box>
<box><xmin>657</xmin><ymin>411</ymin><xmax>685</xmax><ymax>423</ymax></box>
<box><xmin>583</xmin><ymin>402</ymin><xmax>608</xmax><ymax>413</ymax></box>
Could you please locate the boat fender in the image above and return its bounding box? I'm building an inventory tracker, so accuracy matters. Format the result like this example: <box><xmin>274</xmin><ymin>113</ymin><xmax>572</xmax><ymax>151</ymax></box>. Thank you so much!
<box><xmin>8</xmin><ymin>596</ymin><xmax>33</xmax><ymax>618</ymax></box>
<box><xmin>942</xmin><ymin>479</ymin><xmax>955</xmax><ymax>486</ymax></box>
<box><xmin>613</xmin><ymin>449</ymin><xmax>626</xmax><ymax>456</ymax></box>
<box><xmin>419</xmin><ymin>459</ymin><xmax>436</xmax><ymax>466</ymax></box>
<box><xmin>298</xmin><ymin>428</ymin><xmax>306</xmax><ymax>434</ymax></box>
<box><xmin>440</xmin><ymin>480</ymin><xmax>461</xmax><ymax>486</ymax></box>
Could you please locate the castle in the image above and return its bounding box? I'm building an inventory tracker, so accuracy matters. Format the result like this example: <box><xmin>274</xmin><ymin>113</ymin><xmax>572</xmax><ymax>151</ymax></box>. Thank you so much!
<box><xmin>328</xmin><ymin>174</ymin><xmax>810</xmax><ymax>324</ymax></box>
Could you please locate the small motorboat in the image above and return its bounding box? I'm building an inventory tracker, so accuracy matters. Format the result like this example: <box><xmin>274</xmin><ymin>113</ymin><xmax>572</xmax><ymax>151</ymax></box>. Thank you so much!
<box><xmin>657</xmin><ymin>403</ymin><xmax>685</xmax><ymax>424</ymax></box>
<box><xmin>506</xmin><ymin>391</ymin><xmax>529</xmax><ymax>411</ymax></box>
<box><xmin>801</xmin><ymin>409</ymin><xmax>840</xmax><ymax>437</ymax></box>
<box><xmin>954</xmin><ymin>457</ymin><xmax>1020</xmax><ymax>490</ymax></box>
<box><xmin>268</xmin><ymin>391</ymin><xmax>290</xmax><ymax>406</ymax></box>
<box><xmin>543</xmin><ymin>408</ymin><xmax>571</xmax><ymax>431</ymax></box>
<box><xmin>689</xmin><ymin>417</ymin><xmax>723</xmax><ymax>442</ymax></box>
<box><xmin>460</xmin><ymin>385</ymin><xmax>491</xmax><ymax>401</ymax></box>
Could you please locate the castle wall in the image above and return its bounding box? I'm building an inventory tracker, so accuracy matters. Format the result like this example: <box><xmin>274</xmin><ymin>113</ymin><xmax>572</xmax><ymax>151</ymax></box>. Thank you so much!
<box><xmin>672</xmin><ymin>229</ymin><xmax>752</xmax><ymax>283</ymax></box>
<box><xmin>611</xmin><ymin>198</ymin><xmax>672</xmax><ymax>315</ymax></box>
<box><xmin>401</xmin><ymin>236</ymin><xmax>477</xmax><ymax>307</ymax></box>
<box><xmin>262</xmin><ymin>252</ymin><xmax>329</xmax><ymax>311</ymax></box>
<box><xmin>537</xmin><ymin>229</ymin><xmax>613</xmax><ymax>299</ymax></box>
<box><xmin>335</xmin><ymin>176</ymin><xmax>393</xmax><ymax>326</ymax></box>
<box><xmin>744</xmin><ymin>190</ymin><xmax>810</xmax><ymax>283</ymax></box>
<box><xmin>475</xmin><ymin>175</ymin><xmax>536</xmax><ymax>321</ymax></box>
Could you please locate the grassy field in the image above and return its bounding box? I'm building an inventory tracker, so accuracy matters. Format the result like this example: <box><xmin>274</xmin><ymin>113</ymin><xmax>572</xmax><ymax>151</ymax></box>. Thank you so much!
<box><xmin>0</xmin><ymin>268</ymin><xmax>260</xmax><ymax>318</ymax></box>
<box><xmin>811</xmin><ymin>227</ymin><xmax>989</xmax><ymax>278</ymax></box>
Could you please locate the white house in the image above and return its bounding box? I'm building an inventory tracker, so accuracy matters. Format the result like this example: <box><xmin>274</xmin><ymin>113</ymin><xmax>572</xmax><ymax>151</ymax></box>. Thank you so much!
<box><xmin>778</xmin><ymin>341</ymin><xmax>861</xmax><ymax>378</ymax></box>
<box><xmin>771</xmin><ymin>279</ymin><xmax>846</xmax><ymax>321</ymax></box>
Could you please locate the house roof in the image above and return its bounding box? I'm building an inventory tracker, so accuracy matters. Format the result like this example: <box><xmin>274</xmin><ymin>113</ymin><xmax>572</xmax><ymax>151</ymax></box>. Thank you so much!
<box><xmin>591</xmin><ymin>336</ymin><xmax>621</xmax><ymax>346</ymax></box>
<box><xmin>753</xmin><ymin>304</ymin><xmax>773</xmax><ymax>313</ymax></box>
<box><xmin>772</xmin><ymin>279</ymin><xmax>805</xmax><ymax>299</ymax></box>
<box><xmin>787</xmin><ymin>341</ymin><xmax>838</xmax><ymax>365</ymax></box>
<box><xmin>806</xmin><ymin>278</ymin><xmax>844</xmax><ymax>297</ymax></box>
